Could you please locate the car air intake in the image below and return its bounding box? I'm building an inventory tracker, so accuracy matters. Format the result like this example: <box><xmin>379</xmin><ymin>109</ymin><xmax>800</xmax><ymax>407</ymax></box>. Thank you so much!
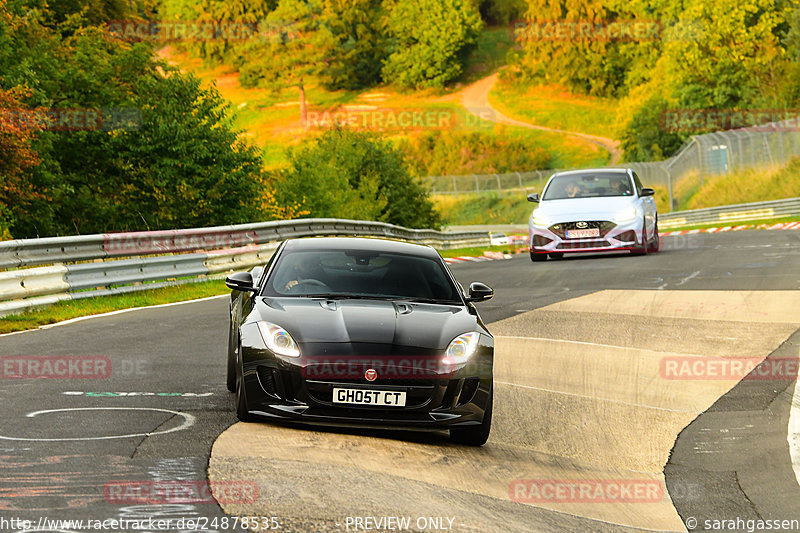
<box><xmin>615</xmin><ymin>230</ymin><xmax>637</xmax><ymax>243</ymax></box>
<box><xmin>456</xmin><ymin>377</ymin><xmax>480</xmax><ymax>406</ymax></box>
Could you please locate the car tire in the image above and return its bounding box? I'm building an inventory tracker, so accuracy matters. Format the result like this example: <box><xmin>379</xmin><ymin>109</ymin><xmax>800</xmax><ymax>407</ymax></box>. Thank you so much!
<box><xmin>235</xmin><ymin>341</ymin><xmax>254</xmax><ymax>422</ymax></box>
<box><xmin>631</xmin><ymin>217</ymin><xmax>649</xmax><ymax>256</ymax></box>
<box><xmin>647</xmin><ymin>221</ymin><xmax>660</xmax><ymax>253</ymax></box>
<box><xmin>226</xmin><ymin>320</ymin><xmax>237</xmax><ymax>393</ymax></box>
<box><xmin>449</xmin><ymin>388</ymin><xmax>492</xmax><ymax>446</ymax></box>
<box><xmin>530</xmin><ymin>251</ymin><xmax>547</xmax><ymax>262</ymax></box>
<box><xmin>549</xmin><ymin>253</ymin><xmax>564</xmax><ymax>260</ymax></box>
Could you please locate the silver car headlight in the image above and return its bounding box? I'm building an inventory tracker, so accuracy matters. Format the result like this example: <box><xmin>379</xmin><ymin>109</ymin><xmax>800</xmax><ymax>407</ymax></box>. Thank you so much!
<box><xmin>613</xmin><ymin>206</ymin><xmax>639</xmax><ymax>223</ymax></box>
<box><xmin>444</xmin><ymin>332</ymin><xmax>481</xmax><ymax>364</ymax></box>
<box><xmin>257</xmin><ymin>321</ymin><xmax>301</xmax><ymax>358</ymax></box>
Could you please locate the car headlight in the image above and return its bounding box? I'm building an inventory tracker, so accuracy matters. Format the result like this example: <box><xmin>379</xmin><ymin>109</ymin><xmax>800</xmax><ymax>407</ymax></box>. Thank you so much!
<box><xmin>613</xmin><ymin>206</ymin><xmax>639</xmax><ymax>223</ymax></box>
<box><xmin>444</xmin><ymin>332</ymin><xmax>481</xmax><ymax>364</ymax></box>
<box><xmin>531</xmin><ymin>210</ymin><xmax>551</xmax><ymax>227</ymax></box>
<box><xmin>257</xmin><ymin>321</ymin><xmax>300</xmax><ymax>357</ymax></box>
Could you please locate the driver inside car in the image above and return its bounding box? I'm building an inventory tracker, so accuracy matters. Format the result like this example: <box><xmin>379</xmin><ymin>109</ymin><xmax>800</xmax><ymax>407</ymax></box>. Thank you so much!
<box><xmin>565</xmin><ymin>182</ymin><xmax>584</xmax><ymax>198</ymax></box>
<box><xmin>284</xmin><ymin>255</ymin><xmax>326</xmax><ymax>291</ymax></box>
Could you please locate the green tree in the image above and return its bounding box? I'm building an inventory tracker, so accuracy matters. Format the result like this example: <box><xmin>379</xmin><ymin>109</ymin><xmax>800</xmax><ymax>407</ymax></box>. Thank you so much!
<box><xmin>159</xmin><ymin>0</ymin><xmax>277</xmax><ymax>65</ymax></box>
<box><xmin>619</xmin><ymin>95</ymin><xmax>685</xmax><ymax>162</ymax></box>
<box><xmin>274</xmin><ymin>128</ymin><xmax>441</xmax><ymax>228</ymax></box>
<box><xmin>382</xmin><ymin>0</ymin><xmax>483</xmax><ymax>89</ymax></box>
<box><xmin>320</xmin><ymin>0</ymin><xmax>386</xmax><ymax>90</ymax></box>
<box><xmin>0</xmin><ymin>88</ymin><xmax>43</xmax><ymax>240</ymax></box>
<box><xmin>0</xmin><ymin>5</ymin><xmax>274</xmax><ymax>237</ymax></box>
<box><xmin>237</xmin><ymin>0</ymin><xmax>333</xmax><ymax>124</ymax></box>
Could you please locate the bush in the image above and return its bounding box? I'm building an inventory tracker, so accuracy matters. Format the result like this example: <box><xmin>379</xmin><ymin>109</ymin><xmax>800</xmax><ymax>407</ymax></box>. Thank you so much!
<box><xmin>274</xmin><ymin>128</ymin><xmax>441</xmax><ymax>228</ymax></box>
<box><xmin>399</xmin><ymin>130</ymin><xmax>551</xmax><ymax>175</ymax></box>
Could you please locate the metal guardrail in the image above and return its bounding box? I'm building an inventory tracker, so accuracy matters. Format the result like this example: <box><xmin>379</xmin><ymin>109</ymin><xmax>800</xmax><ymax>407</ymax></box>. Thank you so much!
<box><xmin>658</xmin><ymin>197</ymin><xmax>800</xmax><ymax>229</ymax></box>
<box><xmin>0</xmin><ymin>218</ymin><xmax>490</xmax><ymax>317</ymax></box>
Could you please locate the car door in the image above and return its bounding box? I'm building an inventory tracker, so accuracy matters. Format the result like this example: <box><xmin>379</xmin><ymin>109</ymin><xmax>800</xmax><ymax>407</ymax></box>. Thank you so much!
<box><xmin>632</xmin><ymin>172</ymin><xmax>656</xmax><ymax>239</ymax></box>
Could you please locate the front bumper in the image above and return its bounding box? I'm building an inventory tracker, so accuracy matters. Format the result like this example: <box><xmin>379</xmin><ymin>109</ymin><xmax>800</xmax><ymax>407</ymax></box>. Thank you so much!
<box><xmin>528</xmin><ymin>218</ymin><xmax>643</xmax><ymax>254</ymax></box>
<box><xmin>238</xmin><ymin>338</ymin><xmax>494</xmax><ymax>431</ymax></box>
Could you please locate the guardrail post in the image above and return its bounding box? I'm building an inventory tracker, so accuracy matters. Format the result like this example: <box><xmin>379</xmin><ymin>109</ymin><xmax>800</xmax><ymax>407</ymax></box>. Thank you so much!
<box><xmin>696</xmin><ymin>137</ymin><xmax>704</xmax><ymax>187</ymax></box>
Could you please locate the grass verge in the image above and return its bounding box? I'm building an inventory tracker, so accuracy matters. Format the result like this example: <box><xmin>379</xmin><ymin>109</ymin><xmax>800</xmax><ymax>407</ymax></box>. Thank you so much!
<box><xmin>0</xmin><ymin>280</ymin><xmax>229</xmax><ymax>334</ymax></box>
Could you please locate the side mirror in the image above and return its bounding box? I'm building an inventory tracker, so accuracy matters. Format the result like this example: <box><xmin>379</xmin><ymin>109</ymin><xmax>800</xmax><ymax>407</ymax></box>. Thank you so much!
<box><xmin>226</xmin><ymin>271</ymin><xmax>256</xmax><ymax>292</ymax></box>
<box><xmin>250</xmin><ymin>266</ymin><xmax>264</xmax><ymax>283</ymax></box>
<box><xmin>527</xmin><ymin>193</ymin><xmax>540</xmax><ymax>203</ymax></box>
<box><xmin>640</xmin><ymin>188</ymin><xmax>655</xmax><ymax>197</ymax></box>
<box><xmin>466</xmin><ymin>282</ymin><xmax>493</xmax><ymax>302</ymax></box>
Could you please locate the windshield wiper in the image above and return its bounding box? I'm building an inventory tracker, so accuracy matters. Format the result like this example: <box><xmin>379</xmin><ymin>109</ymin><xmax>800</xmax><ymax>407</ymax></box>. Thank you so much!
<box><xmin>396</xmin><ymin>297</ymin><xmax>460</xmax><ymax>305</ymax></box>
<box><xmin>298</xmin><ymin>294</ymin><xmax>394</xmax><ymax>300</ymax></box>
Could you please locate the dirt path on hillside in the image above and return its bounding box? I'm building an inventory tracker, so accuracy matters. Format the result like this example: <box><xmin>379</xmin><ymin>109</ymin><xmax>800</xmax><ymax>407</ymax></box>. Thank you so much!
<box><xmin>458</xmin><ymin>72</ymin><xmax>622</xmax><ymax>166</ymax></box>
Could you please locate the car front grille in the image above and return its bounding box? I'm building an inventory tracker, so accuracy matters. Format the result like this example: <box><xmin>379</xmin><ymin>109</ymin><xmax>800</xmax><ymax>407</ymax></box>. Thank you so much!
<box><xmin>549</xmin><ymin>220</ymin><xmax>616</xmax><ymax>239</ymax></box>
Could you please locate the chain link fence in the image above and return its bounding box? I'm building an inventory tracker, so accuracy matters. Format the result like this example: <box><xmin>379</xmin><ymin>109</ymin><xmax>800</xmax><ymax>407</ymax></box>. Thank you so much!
<box><xmin>425</xmin><ymin>119</ymin><xmax>800</xmax><ymax>212</ymax></box>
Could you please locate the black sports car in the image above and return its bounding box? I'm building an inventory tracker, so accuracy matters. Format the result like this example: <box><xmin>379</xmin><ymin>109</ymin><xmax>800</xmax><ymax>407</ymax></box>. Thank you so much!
<box><xmin>225</xmin><ymin>237</ymin><xmax>495</xmax><ymax>445</ymax></box>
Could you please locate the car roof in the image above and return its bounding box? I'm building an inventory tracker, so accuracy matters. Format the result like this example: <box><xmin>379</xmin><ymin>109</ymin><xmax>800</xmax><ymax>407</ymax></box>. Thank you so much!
<box><xmin>281</xmin><ymin>236</ymin><xmax>441</xmax><ymax>258</ymax></box>
<box><xmin>551</xmin><ymin>168</ymin><xmax>632</xmax><ymax>177</ymax></box>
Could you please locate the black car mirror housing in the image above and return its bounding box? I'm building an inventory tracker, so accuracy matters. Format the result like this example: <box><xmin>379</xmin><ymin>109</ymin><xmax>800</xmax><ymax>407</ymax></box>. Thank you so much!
<box><xmin>640</xmin><ymin>188</ymin><xmax>655</xmax><ymax>197</ymax></box>
<box><xmin>527</xmin><ymin>193</ymin><xmax>540</xmax><ymax>203</ymax></box>
<box><xmin>226</xmin><ymin>271</ymin><xmax>256</xmax><ymax>292</ymax></box>
<box><xmin>466</xmin><ymin>282</ymin><xmax>493</xmax><ymax>302</ymax></box>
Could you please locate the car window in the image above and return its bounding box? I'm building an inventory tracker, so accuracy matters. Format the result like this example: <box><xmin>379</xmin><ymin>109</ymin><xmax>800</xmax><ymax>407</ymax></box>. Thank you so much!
<box><xmin>542</xmin><ymin>173</ymin><xmax>634</xmax><ymax>200</ymax></box>
<box><xmin>632</xmin><ymin>172</ymin><xmax>644</xmax><ymax>196</ymax></box>
<box><xmin>262</xmin><ymin>249</ymin><xmax>462</xmax><ymax>302</ymax></box>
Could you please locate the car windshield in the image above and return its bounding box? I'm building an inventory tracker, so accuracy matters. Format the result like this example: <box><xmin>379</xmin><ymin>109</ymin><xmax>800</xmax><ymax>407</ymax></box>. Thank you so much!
<box><xmin>262</xmin><ymin>249</ymin><xmax>462</xmax><ymax>303</ymax></box>
<box><xmin>542</xmin><ymin>173</ymin><xmax>634</xmax><ymax>200</ymax></box>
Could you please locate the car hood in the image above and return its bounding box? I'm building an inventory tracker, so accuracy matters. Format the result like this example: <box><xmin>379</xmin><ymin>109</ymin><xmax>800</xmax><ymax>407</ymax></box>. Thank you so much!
<box><xmin>533</xmin><ymin>197</ymin><xmax>637</xmax><ymax>221</ymax></box>
<box><xmin>252</xmin><ymin>297</ymin><xmax>483</xmax><ymax>352</ymax></box>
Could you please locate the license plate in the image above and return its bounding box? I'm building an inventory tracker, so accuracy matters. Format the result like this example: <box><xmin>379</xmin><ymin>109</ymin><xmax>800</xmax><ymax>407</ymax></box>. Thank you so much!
<box><xmin>332</xmin><ymin>388</ymin><xmax>407</xmax><ymax>407</ymax></box>
<box><xmin>565</xmin><ymin>228</ymin><xmax>599</xmax><ymax>239</ymax></box>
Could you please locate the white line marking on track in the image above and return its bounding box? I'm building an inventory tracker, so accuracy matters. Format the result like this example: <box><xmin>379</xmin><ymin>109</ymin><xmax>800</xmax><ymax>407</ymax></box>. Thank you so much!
<box><xmin>0</xmin><ymin>294</ymin><xmax>228</xmax><ymax>337</ymax></box>
<box><xmin>788</xmin><ymin>373</ymin><xmax>800</xmax><ymax>489</ymax></box>
<box><xmin>677</xmin><ymin>270</ymin><xmax>702</xmax><ymax>286</ymax></box>
<box><xmin>496</xmin><ymin>380</ymin><xmax>696</xmax><ymax>413</ymax></box>
<box><xmin>0</xmin><ymin>407</ymin><xmax>195</xmax><ymax>441</ymax></box>
<box><xmin>497</xmin><ymin>334</ymin><xmax>709</xmax><ymax>357</ymax></box>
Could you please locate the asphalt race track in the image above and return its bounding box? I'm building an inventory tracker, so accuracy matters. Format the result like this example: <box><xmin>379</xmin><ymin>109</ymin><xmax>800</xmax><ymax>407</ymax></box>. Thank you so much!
<box><xmin>1</xmin><ymin>229</ymin><xmax>799</xmax><ymax>533</ymax></box>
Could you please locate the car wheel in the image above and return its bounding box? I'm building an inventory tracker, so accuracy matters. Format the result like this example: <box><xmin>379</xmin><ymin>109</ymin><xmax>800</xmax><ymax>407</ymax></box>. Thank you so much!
<box><xmin>647</xmin><ymin>221</ymin><xmax>660</xmax><ymax>253</ymax></box>
<box><xmin>631</xmin><ymin>217</ymin><xmax>649</xmax><ymax>256</ymax></box>
<box><xmin>226</xmin><ymin>320</ymin><xmax>237</xmax><ymax>393</ymax></box>
<box><xmin>235</xmin><ymin>341</ymin><xmax>254</xmax><ymax>422</ymax></box>
<box><xmin>530</xmin><ymin>251</ymin><xmax>547</xmax><ymax>262</ymax></box>
<box><xmin>549</xmin><ymin>253</ymin><xmax>564</xmax><ymax>260</ymax></box>
<box><xmin>449</xmin><ymin>388</ymin><xmax>492</xmax><ymax>446</ymax></box>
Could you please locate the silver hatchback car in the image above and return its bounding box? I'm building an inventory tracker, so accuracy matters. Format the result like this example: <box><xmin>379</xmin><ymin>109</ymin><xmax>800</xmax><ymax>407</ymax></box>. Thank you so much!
<box><xmin>527</xmin><ymin>168</ymin><xmax>659</xmax><ymax>261</ymax></box>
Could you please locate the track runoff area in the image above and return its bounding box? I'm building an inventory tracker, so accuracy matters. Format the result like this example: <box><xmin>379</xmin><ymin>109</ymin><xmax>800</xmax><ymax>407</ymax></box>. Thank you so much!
<box><xmin>0</xmin><ymin>229</ymin><xmax>798</xmax><ymax>532</ymax></box>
